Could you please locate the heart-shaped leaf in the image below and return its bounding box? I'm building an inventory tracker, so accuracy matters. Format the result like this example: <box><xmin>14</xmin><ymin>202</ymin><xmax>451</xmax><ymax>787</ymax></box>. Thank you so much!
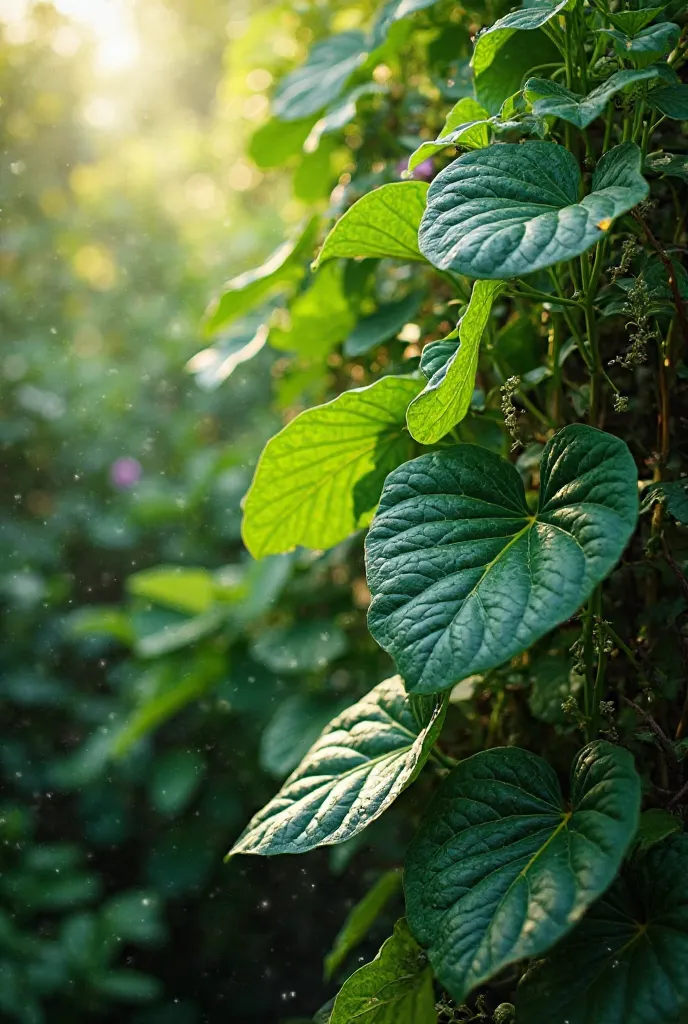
<box><xmin>273</xmin><ymin>32</ymin><xmax>368</xmax><ymax>121</ymax></box>
<box><xmin>517</xmin><ymin>834</ymin><xmax>688</xmax><ymax>1024</ymax></box>
<box><xmin>407</xmin><ymin>279</ymin><xmax>503</xmax><ymax>443</ymax></box>
<box><xmin>203</xmin><ymin>218</ymin><xmax>318</xmax><ymax>336</ymax></box>
<box><xmin>365</xmin><ymin>424</ymin><xmax>638</xmax><ymax>694</ymax></box>
<box><xmin>405</xmin><ymin>742</ymin><xmax>641</xmax><ymax>1005</ymax></box>
<box><xmin>407</xmin><ymin>97</ymin><xmax>490</xmax><ymax>173</ymax></box>
<box><xmin>242</xmin><ymin>374</ymin><xmax>423</xmax><ymax>558</ymax></box>
<box><xmin>329</xmin><ymin>919</ymin><xmax>437</xmax><ymax>1024</ymax></box>
<box><xmin>419</xmin><ymin>141</ymin><xmax>648</xmax><ymax>279</ymax></box>
<box><xmin>650</xmin><ymin>83</ymin><xmax>688</xmax><ymax>119</ymax></box>
<box><xmin>525</xmin><ymin>65</ymin><xmax>676</xmax><ymax>128</ymax></box>
<box><xmin>227</xmin><ymin>676</ymin><xmax>446</xmax><ymax>856</ymax></box>
<box><xmin>314</xmin><ymin>182</ymin><xmax>429</xmax><ymax>267</ymax></box>
<box><xmin>472</xmin><ymin>0</ymin><xmax>569</xmax><ymax>79</ymax></box>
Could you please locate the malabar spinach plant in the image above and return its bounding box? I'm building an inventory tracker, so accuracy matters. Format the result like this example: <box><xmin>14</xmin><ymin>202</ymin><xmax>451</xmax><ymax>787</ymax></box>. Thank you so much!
<box><xmin>210</xmin><ymin>0</ymin><xmax>688</xmax><ymax>1018</ymax></box>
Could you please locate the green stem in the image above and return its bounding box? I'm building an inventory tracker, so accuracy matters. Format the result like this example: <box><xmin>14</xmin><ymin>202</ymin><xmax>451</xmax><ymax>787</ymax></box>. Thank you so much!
<box><xmin>516</xmin><ymin>389</ymin><xmax>553</xmax><ymax>428</ymax></box>
<box><xmin>603</xmin><ymin>621</ymin><xmax>638</xmax><ymax>668</ymax></box>
<box><xmin>432</xmin><ymin>746</ymin><xmax>458</xmax><ymax>770</ymax></box>
<box><xmin>509</xmin><ymin>284</ymin><xmax>583</xmax><ymax>310</ymax></box>
<box><xmin>602</xmin><ymin>102</ymin><xmax>615</xmax><ymax>154</ymax></box>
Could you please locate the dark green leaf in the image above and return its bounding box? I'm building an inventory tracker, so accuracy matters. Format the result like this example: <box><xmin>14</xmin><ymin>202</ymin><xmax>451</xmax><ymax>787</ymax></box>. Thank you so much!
<box><xmin>602</xmin><ymin>22</ymin><xmax>680</xmax><ymax>65</ymax></box>
<box><xmin>517</xmin><ymin>834</ymin><xmax>688</xmax><ymax>1024</ymax></box>
<box><xmin>273</xmin><ymin>33</ymin><xmax>368</xmax><ymax>121</ymax></box>
<box><xmin>260</xmin><ymin>694</ymin><xmax>352</xmax><ymax>780</ymax></box>
<box><xmin>251</xmin><ymin>621</ymin><xmax>348</xmax><ymax>674</ymax></box>
<box><xmin>344</xmin><ymin>291</ymin><xmax>425</xmax><ymax>357</ymax></box>
<box><xmin>405</xmin><ymin>742</ymin><xmax>641</xmax><ymax>1004</ymax></box>
<box><xmin>325</xmin><ymin>870</ymin><xmax>402</xmax><ymax>980</ymax></box>
<box><xmin>407</xmin><ymin>279</ymin><xmax>503</xmax><ymax>443</ymax></box>
<box><xmin>645</xmin><ymin>151</ymin><xmax>688</xmax><ymax>180</ymax></box>
<box><xmin>366</xmin><ymin>424</ymin><xmax>638</xmax><ymax>694</ymax></box>
<box><xmin>528</xmin><ymin>652</ymin><xmax>582</xmax><ymax>725</ymax></box>
<box><xmin>228</xmin><ymin>676</ymin><xmax>446</xmax><ymax>856</ymax></box>
<box><xmin>634</xmin><ymin>807</ymin><xmax>681</xmax><ymax>851</ymax></box>
<box><xmin>607</xmin><ymin>1</ymin><xmax>667</xmax><ymax>35</ymax></box>
<box><xmin>148</xmin><ymin>750</ymin><xmax>205</xmax><ymax>815</ymax></box>
<box><xmin>476</xmin><ymin>31</ymin><xmax>560</xmax><ymax>114</ymax></box>
<box><xmin>314</xmin><ymin>182</ymin><xmax>429</xmax><ymax>267</ymax></box>
<box><xmin>329</xmin><ymin>919</ymin><xmax>437</xmax><ymax>1024</ymax></box>
<box><xmin>242</xmin><ymin>375</ymin><xmax>423</xmax><ymax>558</ymax></box>
<box><xmin>419</xmin><ymin>142</ymin><xmax>648</xmax><ymax>279</ymax></box>
<box><xmin>525</xmin><ymin>66</ymin><xmax>676</xmax><ymax>128</ymax></box>
<box><xmin>649</xmin><ymin>83</ymin><xmax>688</xmax><ymax>119</ymax></box>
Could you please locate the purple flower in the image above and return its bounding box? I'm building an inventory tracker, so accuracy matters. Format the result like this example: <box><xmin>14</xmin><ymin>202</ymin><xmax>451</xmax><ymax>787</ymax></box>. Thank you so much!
<box><xmin>396</xmin><ymin>156</ymin><xmax>435</xmax><ymax>181</ymax></box>
<box><xmin>110</xmin><ymin>457</ymin><xmax>142</xmax><ymax>489</ymax></box>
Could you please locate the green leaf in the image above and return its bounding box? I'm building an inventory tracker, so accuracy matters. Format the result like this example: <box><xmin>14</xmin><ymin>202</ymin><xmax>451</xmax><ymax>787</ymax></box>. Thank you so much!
<box><xmin>527</xmin><ymin>651</ymin><xmax>582</xmax><ymax>725</ymax></box>
<box><xmin>269</xmin><ymin>263</ymin><xmax>355</xmax><ymax>357</ymax></box>
<box><xmin>304</xmin><ymin>84</ymin><xmax>386</xmax><ymax>153</ymax></box>
<box><xmin>148</xmin><ymin>750</ymin><xmax>205</xmax><ymax>816</ymax></box>
<box><xmin>93</xmin><ymin>969</ymin><xmax>162</xmax><ymax>1003</ymax></box>
<box><xmin>405</xmin><ymin>741</ymin><xmax>641</xmax><ymax>1004</ymax></box>
<box><xmin>643</xmin><ymin>480</ymin><xmax>688</xmax><ymax>523</ymax></box>
<box><xmin>241</xmin><ymin>375</ymin><xmax>423</xmax><ymax>558</ymax></box>
<box><xmin>260</xmin><ymin>693</ymin><xmax>352</xmax><ymax>780</ymax></box>
<box><xmin>251</xmin><ymin>621</ymin><xmax>349</xmax><ymax>675</ymax></box>
<box><xmin>634</xmin><ymin>807</ymin><xmax>682</xmax><ymax>851</ymax></box>
<box><xmin>66</xmin><ymin>606</ymin><xmax>135</xmax><ymax>646</ymax></box>
<box><xmin>602</xmin><ymin>22</ymin><xmax>680</xmax><ymax>66</ymax></box>
<box><xmin>325</xmin><ymin>870</ymin><xmax>402</xmax><ymax>980</ymax></box>
<box><xmin>473</xmin><ymin>0</ymin><xmax>568</xmax><ymax>76</ymax></box>
<box><xmin>646</xmin><ymin>151</ymin><xmax>688</xmax><ymax>180</ymax></box>
<box><xmin>344</xmin><ymin>291</ymin><xmax>425</xmax><ymax>357</ymax></box>
<box><xmin>202</xmin><ymin>217</ymin><xmax>318</xmax><ymax>336</ymax></box>
<box><xmin>272</xmin><ymin>32</ymin><xmax>368</xmax><ymax>122</ymax></box>
<box><xmin>407</xmin><ymin>97</ymin><xmax>490</xmax><ymax>173</ymax></box>
<box><xmin>328</xmin><ymin>919</ymin><xmax>437</xmax><ymax>1024</ymax></box>
<box><xmin>649</xmin><ymin>83</ymin><xmax>688</xmax><ymax>119</ymax></box>
<box><xmin>525</xmin><ymin>66</ymin><xmax>676</xmax><ymax>128</ymax></box>
<box><xmin>248</xmin><ymin>116</ymin><xmax>317</xmax><ymax>170</ymax></box>
<box><xmin>186</xmin><ymin>317</ymin><xmax>269</xmax><ymax>390</ymax></box>
<box><xmin>419</xmin><ymin>142</ymin><xmax>648</xmax><ymax>279</ymax></box>
<box><xmin>406</xmin><ymin>279</ymin><xmax>503</xmax><ymax>443</ymax></box>
<box><xmin>314</xmin><ymin>182</ymin><xmax>429</xmax><ymax>268</ymax></box>
<box><xmin>127</xmin><ymin>566</ymin><xmax>216</xmax><ymax>616</ymax></box>
<box><xmin>517</xmin><ymin>834</ymin><xmax>688</xmax><ymax>1024</ymax></box>
<box><xmin>365</xmin><ymin>424</ymin><xmax>638</xmax><ymax>694</ymax></box>
<box><xmin>371</xmin><ymin>0</ymin><xmax>443</xmax><ymax>48</ymax></box>
<box><xmin>607</xmin><ymin>0</ymin><xmax>667</xmax><ymax>35</ymax></box>
<box><xmin>476</xmin><ymin>31</ymin><xmax>560</xmax><ymax>114</ymax></box>
<box><xmin>227</xmin><ymin>676</ymin><xmax>446</xmax><ymax>856</ymax></box>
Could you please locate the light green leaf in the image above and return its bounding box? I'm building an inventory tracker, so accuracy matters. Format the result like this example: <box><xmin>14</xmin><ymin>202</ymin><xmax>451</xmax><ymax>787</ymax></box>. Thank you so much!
<box><xmin>407</xmin><ymin>98</ymin><xmax>490</xmax><ymax>173</ymax></box>
<box><xmin>260</xmin><ymin>693</ymin><xmax>352</xmax><ymax>779</ymax></box>
<box><xmin>517</xmin><ymin>834</ymin><xmax>688</xmax><ymax>1024</ymax></box>
<box><xmin>329</xmin><ymin>919</ymin><xmax>437</xmax><ymax>1024</ymax></box>
<box><xmin>269</xmin><ymin>262</ymin><xmax>355</xmax><ymax>357</ymax></box>
<box><xmin>202</xmin><ymin>218</ymin><xmax>318</xmax><ymax>336</ymax></box>
<box><xmin>272</xmin><ymin>32</ymin><xmax>368</xmax><ymax>122</ymax></box>
<box><xmin>650</xmin><ymin>83</ymin><xmax>688</xmax><ymax>119</ymax></box>
<box><xmin>304</xmin><ymin>84</ymin><xmax>386</xmax><ymax>153</ymax></box>
<box><xmin>405</xmin><ymin>742</ymin><xmax>641</xmax><ymax>1004</ymax></box>
<box><xmin>241</xmin><ymin>375</ymin><xmax>423</xmax><ymax>558</ymax></box>
<box><xmin>134</xmin><ymin>607</ymin><xmax>227</xmax><ymax>659</ymax></box>
<box><xmin>419</xmin><ymin>142</ymin><xmax>648</xmax><ymax>279</ymax></box>
<box><xmin>602</xmin><ymin>22</ymin><xmax>680</xmax><ymax>66</ymax></box>
<box><xmin>365</xmin><ymin>424</ymin><xmax>638</xmax><ymax>694</ymax></box>
<box><xmin>228</xmin><ymin>676</ymin><xmax>446</xmax><ymax>856</ymax></box>
<box><xmin>250</xmin><ymin>621</ymin><xmax>349</xmax><ymax>674</ymax></box>
<box><xmin>325</xmin><ymin>870</ymin><xmax>402</xmax><ymax>980</ymax></box>
<box><xmin>314</xmin><ymin>182</ymin><xmax>429</xmax><ymax>268</ymax></box>
<box><xmin>248</xmin><ymin>116</ymin><xmax>317</xmax><ymax>170</ymax></box>
<box><xmin>127</xmin><ymin>566</ymin><xmax>216</xmax><ymax>616</ymax></box>
<box><xmin>634</xmin><ymin>807</ymin><xmax>682</xmax><ymax>851</ymax></box>
<box><xmin>66</xmin><ymin>606</ymin><xmax>135</xmax><ymax>646</ymax></box>
<box><xmin>525</xmin><ymin>65</ymin><xmax>676</xmax><ymax>128</ymax></box>
<box><xmin>344</xmin><ymin>291</ymin><xmax>425</xmax><ymax>357</ymax></box>
<box><xmin>473</xmin><ymin>0</ymin><xmax>568</xmax><ymax>78</ymax></box>
<box><xmin>406</xmin><ymin>279</ymin><xmax>503</xmax><ymax>443</ymax></box>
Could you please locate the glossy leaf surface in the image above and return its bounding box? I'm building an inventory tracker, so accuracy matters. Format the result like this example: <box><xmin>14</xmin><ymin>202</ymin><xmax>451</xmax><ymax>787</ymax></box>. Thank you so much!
<box><xmin>242</xmin><ymin>375</ymin><xmax>423</xmax><ymax>558</ymax></box>
<box><xmin>419</xmin><ymin>142</ymin><xmax>649</xmax><ymax>279</ymax></box>
<box><xmin>517</xmin><ymin>835</ymin><xmax>688</xmax><ymax>1024</ymax></box>
<box><xmin>366</xmin><ymin>424</ymin><xmax>638</xmax><ymax>694</ymax></box>
<box><xmin>405</xmin><ymin>742</ymin><xmax>641</xmax><ymax>1004</ymax></box>
<box><xmin>228</xmin><ymin>677</ymin><xmax>446</xmax><ymax>856</ymax></box>
<box><xmin>525</xmin><ymin>66</ymin><xmax>676</xmax><ymax>128</ymax></box>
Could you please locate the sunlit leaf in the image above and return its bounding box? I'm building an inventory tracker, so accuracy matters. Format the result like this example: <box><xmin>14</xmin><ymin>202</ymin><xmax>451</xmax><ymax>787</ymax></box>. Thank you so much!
<box><xmin>407</xmin><ymin>97</ymin><xmax>490</xmax><ymax>172</ymax></box>
<box><xmin>268</xmin><ymin>262</ymin><xmax>355</xmax><ymax>357</ymax></box>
